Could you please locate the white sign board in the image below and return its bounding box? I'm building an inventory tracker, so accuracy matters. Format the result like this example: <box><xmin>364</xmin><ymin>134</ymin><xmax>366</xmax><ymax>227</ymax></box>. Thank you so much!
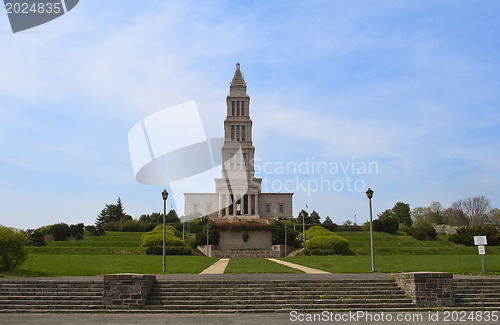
<box><xmin>478</xmin><ymin>245</ymin><xmax>485</xmax><ymax>255</ymax></box>
<box><xmin>474</xmin><ymin>236</ymin><xmax>487</xmax><ymax>246</ymax></box>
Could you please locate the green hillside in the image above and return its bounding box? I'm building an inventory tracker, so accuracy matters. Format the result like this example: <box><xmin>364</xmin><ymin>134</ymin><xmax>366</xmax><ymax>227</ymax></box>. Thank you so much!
<box><xmin>1</xmin><ymin>230</ymin><xmax>498</xmax><ymax>276</ymax></box>
<box><xmin>338</xmin><ymin>231</ymin><xmax>500</xmax><ymax>255</ymax></box>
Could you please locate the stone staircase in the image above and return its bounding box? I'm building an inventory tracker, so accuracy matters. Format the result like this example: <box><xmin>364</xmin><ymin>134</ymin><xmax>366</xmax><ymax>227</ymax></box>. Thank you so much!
<box><xmin>0</xmin><ymin>280</ymin><xmax>103</xmax><ymax>313</ymax></box>
<box><xmin>1</xmin><ymin>277</ymin><xmax>498</xmax><ymax>313</ymax></box>
<box><xmin>455</xmin><ymin>278</ymin><xmax>500</xmax><ymax>309</ymax></box>
<box><xmin>144</xmin><ymin>279</ymin><xmax>416</xmax><ymax>313</ymax></box>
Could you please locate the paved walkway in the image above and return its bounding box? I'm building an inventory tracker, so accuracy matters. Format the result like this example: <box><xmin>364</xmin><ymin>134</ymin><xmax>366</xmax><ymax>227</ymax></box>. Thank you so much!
<box><xmin>3</xmin><ymin>312</ymin><xmax>499</xmax><ymax>325</ymax></box>
<box><xmin>267</xmin><ymin>258</ymin><xmax>330</xmax><ymax>274</ymax></box>
<box><xmin>199</xmin><ymin>258</ymin><xmax>230</xmax><ymax>274</ymax></box>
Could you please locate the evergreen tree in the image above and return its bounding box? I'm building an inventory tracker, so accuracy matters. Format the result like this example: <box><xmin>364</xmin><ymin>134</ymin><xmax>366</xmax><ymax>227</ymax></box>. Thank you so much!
<box><xmin>310</xmin><ymin>210</ymin><xmax>321</xmax><ymax>224</ymax></box>
<box><xmin>95</xmin><ymin>197</ymin><xmax>126</xmax><ymax>227</ymax></box>
<box><xmin>166</xmin><ymin>209</ymin><xmax>180</xmax><ymax>223</ymax></box>
<box><xmin>323</xmin><ymin>216</ymin><xmax>334</xmax><ymax>224</ymax></box>
<box><xmin>297</xmin><ymin>210</ymin><xmax>309</xmax><ymax>224</ymax></box>
<box><xmin>393</xmin><ymin>202</ymin><xmax>412</xmax><ymax>227</ymax></box>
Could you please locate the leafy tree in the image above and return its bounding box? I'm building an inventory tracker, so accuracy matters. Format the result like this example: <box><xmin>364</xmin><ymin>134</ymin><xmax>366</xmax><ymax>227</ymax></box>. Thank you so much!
<box><xmin>408</xmin><ymin>220</ymin><xmax>437</xmax><ymax>240</ymax></box>
<box><xmin>139</xmin><ymin>212</ymin><xmax>163</xmax><ymax>224</ymax></box>
<box><xmin>443</xmin><ymin>208</ymin><xmax>469</xmax><ymax>227</ymax></box>
<box><xmin>51</xmin><ymin>223</ymin><xmax>71</xmax><ymax>241</ymax></box>
<box><xmin>429</xmin><ymin>201</ymin><xmax>443</xmax><ymax>214</ymax></box>
<box><xmin>195</xmin><ymin>221</ymin><xmax>219</xmax><ymax>246</ymax></box>
<box><xmin>26</xmin><ymin>229</ymin><xmax>46</xmax><ymax>246</ymax></box>
<box><xmin>452</xmin><ymin>196</ymin><xmax>491</xmax><ymax>227</ymax></box>
<box><xmin>95</xmin><ymin>197</ymin><xmax>126</xmax><ymax>227</ymax></box>
<box><xmin>411</xmin><ymin>207</ymin><xmax>429</xmax><ymax>223</ymax></box>
<box><xmin>490</xmin><ymin>208</ymin><xmax>500</xmax><ymax>225</ymax></box>
<box><xmin>377</xmin><ymin>209</ymin><xmax>393</xmax><ymax>219</ymax></box>
<box><xmin>268</xmin><ymin>220</ymin><xmax>299</xmax><ymax>247</ymax></box>
<box><xmin>373</xmin><ymin>209</ymin><xmax>399</xmax><ymax>233</ymax></box>
<box><xmin>69</xmin><ymin>223</ymin><xmax>84</xmax><ymax>239</ymax></box>
<box><xmin>393</xmin><ymin>202</ymin><xmax>412</xmax><ymax>227</ymax></box>
<box><xmin>0</xmin><ymin>226</ymin><xmax>29</xmax><ymax>271</ymax></box>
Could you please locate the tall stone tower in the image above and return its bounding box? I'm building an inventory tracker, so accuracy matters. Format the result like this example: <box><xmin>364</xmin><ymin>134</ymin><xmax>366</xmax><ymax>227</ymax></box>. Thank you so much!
<box><xmin>184</xmin><ymin>63</ymin><xmax>292</xmax><ymax>222</ymax></box>
<box><xmin>215</xmin><ymin>62</ymin><xmax>262</xmax><ymax>218</ymax></box>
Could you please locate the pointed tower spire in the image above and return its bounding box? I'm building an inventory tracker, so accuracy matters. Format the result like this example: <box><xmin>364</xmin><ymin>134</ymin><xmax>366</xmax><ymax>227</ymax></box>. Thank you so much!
<box><xmin>230</xmin><ymin>62</ymin><xmax>246</xmax><ymax>96</ymax></box>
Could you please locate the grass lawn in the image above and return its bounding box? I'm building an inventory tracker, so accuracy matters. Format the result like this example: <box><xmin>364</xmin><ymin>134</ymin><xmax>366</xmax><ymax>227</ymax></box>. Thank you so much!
<box><xmin>338</xmin><ymin>231</ymin><xmax>500</xmax><ymax>255</ymax></box>
<box><xmin>2</xmin><ymin>230</ymin><xmax>500</xmax><ymax>276</ymax></box>
<box><xmin>7</xmin><ymin>255</ymin><xmax>219</xmax><ymax>276</ymax></box>
<box><xmin>281</xmin><ymin>254</ymin><xmax>500</xmax><ymax>275</ymax></box>
<box><xmin>224</xmin><ymin>258</ymin><xmax>304</xmax><ymax>274</ymax></box>
<box><xmin>1</xmin><ymin>232</ymin><xmax>218</xmax><ymax>276</ymax></box>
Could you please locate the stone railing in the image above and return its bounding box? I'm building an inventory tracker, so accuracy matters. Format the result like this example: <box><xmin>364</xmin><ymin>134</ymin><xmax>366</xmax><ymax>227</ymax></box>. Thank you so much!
<box><xmin>393</xmin><ymin>272</ymin><xmax>454</xmax><ymax>307</ymax></box>
<box><xmin>103</xmin><ymin>274</ymin><xmax>156</xmax><ymax>309</ymax></box>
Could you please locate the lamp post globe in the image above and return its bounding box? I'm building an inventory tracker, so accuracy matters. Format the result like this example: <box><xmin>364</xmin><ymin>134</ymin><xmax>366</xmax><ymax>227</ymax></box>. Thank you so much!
<box><xmin>365</xmin><ymin>188</ymin><xmax>375</xmax><ymax>272</ymax></box>
<box><xmin>365</xmin><ymin>188</ymin><xmax>373</xmax><ymax>199</ymax></box>
<box><xmin>161</xmin><ymin>190</ymin><xmax>168</xmax><ymax>273</ymax></box>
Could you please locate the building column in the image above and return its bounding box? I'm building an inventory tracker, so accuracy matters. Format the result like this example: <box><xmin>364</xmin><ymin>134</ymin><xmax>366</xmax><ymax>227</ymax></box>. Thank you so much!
<box><xmin>230</xmin><ymin>194</ymin><xmax>235</xmax><ymax>217</ymax></box>
<box><xmin>255</xmin><ymin>194</ymin><xmax>259</xmax><ymax>217</ymax></box>
<box><xmin>242</xmin><ymin>194</ymin><xmax>246</xmax><ymax>215</ymax></box>
<box><xmin>225</xmin><ymin>195</ymin><xmax>230</xmax><ymax>218</ymax></box>
<box><xmin>218</xmin><ymin>195</ymin><xmax>223</xmax><ymax>217</ymax></box>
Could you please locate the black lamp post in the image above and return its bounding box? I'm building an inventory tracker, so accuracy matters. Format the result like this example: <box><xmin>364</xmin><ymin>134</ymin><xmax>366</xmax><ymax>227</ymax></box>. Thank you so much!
<box><xmin>365</xmin><ymin>188</ymin><xmax>375</xmax><ymax>272</ymax></box>
<box><xmin>161</xmin><ymin>190</ymin><xmax>168</xmax><ymax>273</ymax></box>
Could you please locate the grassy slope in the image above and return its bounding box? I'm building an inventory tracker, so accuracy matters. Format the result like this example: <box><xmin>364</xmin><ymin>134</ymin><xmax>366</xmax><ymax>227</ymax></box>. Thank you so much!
<box><xmin>3</xmin><ymin>230</ymin><xmax>499</xmax><ymax>276</ymax></box>
<box><xmin>282</xmin><ymin>255</ymin><xmax>500</xmax><ymax>274</ymax></box>
<box><xmin>337</xmin><ymin>231</ymin><xmax>500</xmax><ymax>255</ymax></box>
<box><xmin>3</xmin><ymin>232</ymin><xmax>217</xmax><ymax>276</ymax></box>
<box><xmin>15</xmin><ymin>255</ymin><xmax>218</xmax><ymax>276</ymax></box>
<box><xmin>281</xmin><ymin>231</ymin><xmax>500</xmax><ymax>275</ymax></box>
<box><xmin>27</xmin><ymin>232</ymin><xmax>145</xmax><ymax>255</ymax></box>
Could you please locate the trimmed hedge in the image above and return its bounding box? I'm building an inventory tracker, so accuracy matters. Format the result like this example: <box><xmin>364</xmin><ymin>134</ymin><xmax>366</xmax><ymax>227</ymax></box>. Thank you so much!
<box><xmin>305</xmin><ymin>225</ymin><xmax>332</xmax><ymax>240</ymax></box>
<box><xmin>304</xmin><ymin>226</ymin><xmax>352</xmax><ymax>255</ymax></box>
<box><xmin>141</xmin><ymin>225</ymin><xmax>187</xmax><ymax>247</ymax></box>
<box><xmin>305</xmin><ymin>234</ymin><xmax>351</xmax><ymax>255</ymax></box>
<box><xmin>217</xmin><ymin>221</ymin><xmax>269</xmax><ymax>232</ymax></box>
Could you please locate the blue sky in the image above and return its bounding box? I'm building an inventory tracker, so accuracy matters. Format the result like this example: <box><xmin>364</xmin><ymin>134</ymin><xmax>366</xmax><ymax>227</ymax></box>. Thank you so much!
<box><xmin>1</xmin><ymin>0</ymin><xmax>500</xmax><ymax>229</ymax></box>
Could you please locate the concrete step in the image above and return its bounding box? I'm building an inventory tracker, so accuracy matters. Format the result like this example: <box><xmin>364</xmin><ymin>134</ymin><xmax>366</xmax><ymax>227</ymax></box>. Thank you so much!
<box><xmin>146</xmin><ymin>298</ymin><xmax>414</xmax><ymax>306</ymax></box>
<box><xmin>0</xmin><ymin>304</ymin><xmax>103</xmax><ymax>310</ymax></box>
<box><xmin>143</xmin><ymin>302</ymin><xmax>417</xmax><ymax>311</ymax></box>
<box><xmin>149</xmin><ymin>289</ymin><xmax>405</xmax><ymax>296</ymax></box>
<box><xmin>148</xmin><ymin>293</ymin><xmax>407</xmax><ymax>300</ymax></box>
<box><xmin>0</xmin><ymin>295</ymin><xmax>102</xmax><ymax>303</ymax></box>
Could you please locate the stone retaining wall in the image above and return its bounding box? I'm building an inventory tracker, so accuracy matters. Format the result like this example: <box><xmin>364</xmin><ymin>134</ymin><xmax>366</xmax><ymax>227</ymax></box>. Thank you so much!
<box><xmin>393</xmin><ymin>272</ymin><xmax>454</xmax><ymax>307</ymax></box>
<box><xmin>103</xmin><ymin>274</ymin><xmax>156</xmax><ymax>309</ymax></box>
